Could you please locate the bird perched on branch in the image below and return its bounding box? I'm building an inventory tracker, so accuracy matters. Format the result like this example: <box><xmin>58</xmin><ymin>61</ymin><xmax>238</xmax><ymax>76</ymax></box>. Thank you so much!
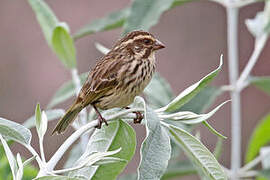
<box><xmin>52</xmin><ymin>30</ymin><xmax>165</xmax><ymax>134</ymax></box>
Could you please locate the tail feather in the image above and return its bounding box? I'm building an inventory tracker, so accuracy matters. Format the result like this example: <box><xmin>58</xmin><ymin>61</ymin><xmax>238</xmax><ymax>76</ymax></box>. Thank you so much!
<box><xmin>52</xmin><ymin>103</ymin><xmax>83</xmax><ymax>135</ymax></box>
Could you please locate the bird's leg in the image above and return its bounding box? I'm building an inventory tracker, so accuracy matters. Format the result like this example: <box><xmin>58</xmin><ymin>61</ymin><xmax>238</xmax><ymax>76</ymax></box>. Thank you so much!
<box><xmin>93</xmin><ymin>105</ymin><xmax>108</xmax><ymax>129</ymax></box>
<box><xmin>125</xmin><ymin>107</ymin><xmax>144</xmax><ymax>124</ymax></box>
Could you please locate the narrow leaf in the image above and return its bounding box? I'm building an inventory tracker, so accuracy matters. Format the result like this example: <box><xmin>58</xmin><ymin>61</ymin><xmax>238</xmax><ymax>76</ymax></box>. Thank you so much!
<box><xmin>124</xmin><ymin>0</ymin><xmax>174</xmax><ymax>34</ymax></box>
<box><xmin>24</xmin><ymin>109</ymin><xmax>65</xmax><ymax>129</ymax></box>
<box><xmin>73</xmin><ymin>8</ymin><xmax>130</xmax><ymax>40</ymax></box>
<box><xmin>0</xmin><ymin>117</ymin><xmax>31</xmax><ymax>145</ymax></box>
<box><xmin>16</xmin><ymin>153</ymin><xmax>23</xmax><ymax>180</ymax></box>
<box><xmin>0</xmin><ymin>135</ymin><xmax>17</xmax><ymax>178</ymax></box>
<box><xmin>246</xmin><ymin>114</ymin><xmax>270</xmax><ymax>163</ymax></box>
<box><xmin>47</xmin><ymin>73</ymin><xmax>88</xmax><ymax>108</ymax></box>
<box><xmin>69</xmin><ymin>120</ymin><xmax>136</xmax><ymax>180</ymax></box>
<box><xmin>35</xmin><ymin>176</ymin><xmax>80</xmax><ymax>180</ymax></box>
<box><xmin>249</xmin><ymin>76</ymin><xmax>270</xmax><ymax>96</ymax></box>
<box><xmin>28</xmin><ymin>0</ymin><xmax>58</xmax><ymax>44</ymax></box>
<box><xmin>138</xmin><ymin>108</ymin><xmax>171</xmax><ymax>180</ymax></box>
<box><xmin>51</xmin><ymin>23</ymin><xmax>76</xmax><ymax>68</ymax></box>
<box><xmin>168</xmin><ymin>125</ymin><xmax>227</xmax><ymax>180</ymax></box>
<box><xmin>202</xmin><ymin>121</ymin><xmax>227</xmax><ymax>139</ymax></box>
<box><xmin>180</xmin><ymin>86</ymin><xmax>222</xmax><ymax>114</ymax></box>
<box><xmin>161</xmin><ymin>161</ymin><xmax>196</xmax><ymax>180</ymax></box>
<box><xmin>144</xmin><ymin>73</ymin><xmax>174</xmax><ymax>109</ymax></box>
<box><xmin>158</xmin><ymin>56</ymin><xmax>223</xmax><ymax>113</ymax></box>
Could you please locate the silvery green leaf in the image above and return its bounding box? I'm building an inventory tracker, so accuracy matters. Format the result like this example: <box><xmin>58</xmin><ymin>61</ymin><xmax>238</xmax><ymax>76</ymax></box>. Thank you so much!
<box><xmin>35</xmin><ymin>176</ymin><xmax>81</xmax><ymax>180</ymax></box>
<box><xmin>162</xmin><ymin>160</ymin><xmax>196</xmax><ymax>179</ymax></box>
<box><xmin>51</xmin><ymin>23</ymin><xmax>76</xmax><ymax>68</ymax></box>
<box><xmin>95</xmin><ymin>42</ymin><xmax>110</xmax><ymax>54</ymax></box>
<box><xmin>160</xmin><ymin>100</ymin><xmax>230</xmax><ymax>124</ymax></box>
<box><xmin>69</xmin><ymin>120</ymin><xmax>136</xmax><ymax>180</ymax></box>
<box><xmin>180</xmin><ymin>86</ymin><xmax>222</xmax><ymax>114</ymax></box>
<box><xmin>64</xmin><ymin>143</ymin><xmax>83</xmax><ymax>169</ymax></box>
<box><xmin>35</xmin><ymin>104</ymin><xmax>48</xmax><ymax>139</ymax></box>
<box><xmin>47</xmin><ymin>73</ymin><xmax>88</xmax><ymax>108</ymax></box>
<box><xmin>144</xmin><ymin>73</ymin><xmax>174</xmax><ymax>109</ymax></box>
<box><xmin>168</xmin><ymin>125</ymin><xmax>227</xmax><ymax>180</ymax></box>
<box><xmin>24</xmin><ymin>109</ymin><xmax>65</xmax><ymax>129</ymax></box>
<box><xmin>245</xmin><ymin>113</ymin><xmax>270</xmax><ymax>163</ymax></box>
<box><xmin>28</xmin><ymin>0</ymin><xmax>58</xmax><ymax>44</ymax></box>
<box><xmin>158</xmin><ymin>56</ymin><xmax>223</xmax><ymax>113</ymax></box>
<box><xmin>23</xmin><ymin>155</ymin><xmax>37</xmax><ymax>167</ymax></box>
<box><xmin>249</xmin><ymin>76</ymin><xmax>270</xmax><ymax>96</ymax></box>
<box><xmin>0</xmin><ymin>135</ymin><xmax>17</xmax><ymax>178</ymax></box>
<box><xmin>138</xmin><ymin>108</ymin><xmax>171</xmax><ymax>180</ymax></box>
<box><xmin>92</xmin><ymin>157</ymin><xmax>127</xmax><ymax>166</ymax></box>
<box><xmin>260</xmin><ymin>147</ymin><xmax>270</xmax><ymax>169</ymax></box>
<box><xmin>123</xmin><ymin>0</ymin><xmax>175</xmax><ymax>34</ymax></box>
<box><xmin>0</xmin><ymin>117</ymin><xmax>31</xmax><ymax>145</ymax></box>
<box><xmin>80</xmin><ymin>148</ymin><xmax>121</xmax><ymax>167</ymax></box>
<box><xmin>73</xmin><ymin>8</ymin><xmax>130</xmax><ymax>40</ymax></box>
<box><xmin>16</xmin><ymin>153</ymin><xmax>23</xmax><ymax>180</ymax></box>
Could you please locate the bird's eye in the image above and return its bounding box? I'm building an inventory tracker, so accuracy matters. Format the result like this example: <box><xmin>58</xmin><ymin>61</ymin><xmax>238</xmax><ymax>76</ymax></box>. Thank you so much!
<box><xmin>143</xmin><ymin>39</ymin><xmax>151</xmax><ymax>44</ymax></box>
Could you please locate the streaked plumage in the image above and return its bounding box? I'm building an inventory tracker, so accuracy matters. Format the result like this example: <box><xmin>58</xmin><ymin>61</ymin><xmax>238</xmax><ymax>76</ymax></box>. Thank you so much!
<box><xmin>52</xmin><ymin>30</ymin><xmax>165</xmax><ymax>134</ymax></box>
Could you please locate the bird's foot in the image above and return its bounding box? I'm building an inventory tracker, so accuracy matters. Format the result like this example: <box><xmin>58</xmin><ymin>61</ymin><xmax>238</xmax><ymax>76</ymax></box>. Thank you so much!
<box><xmin>93</xmin><ymin>105</ymin><xmax>108</xmax><ymax>129</ymax></box>
<box><xmin>133</xmin><ymin>111</ymin><xmax>143</xmax><ymax>124</ymax></box>
<box><xmin>95</xmin><ymin>115</ymin><xmax>108</xmax><ymax>129</ymax></box>
<box><xmin>125</xmin><ymin>107</ymin><xmax>144</xmax><ymax>124</ymax></box>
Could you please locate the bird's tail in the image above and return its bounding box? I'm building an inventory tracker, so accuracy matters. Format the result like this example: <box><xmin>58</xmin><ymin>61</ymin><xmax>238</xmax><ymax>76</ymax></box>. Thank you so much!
<box><xmin>52</xmin><ymin>102</ymin><xmax>83</xmax><ymax>135</ymax></box>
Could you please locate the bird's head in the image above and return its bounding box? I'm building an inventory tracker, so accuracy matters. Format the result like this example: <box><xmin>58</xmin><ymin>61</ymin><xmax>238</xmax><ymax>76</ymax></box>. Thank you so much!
<box><xmin>113</xmin><ymin>30</ymin><xmax>165</xmax><ymax>59</ymax></box>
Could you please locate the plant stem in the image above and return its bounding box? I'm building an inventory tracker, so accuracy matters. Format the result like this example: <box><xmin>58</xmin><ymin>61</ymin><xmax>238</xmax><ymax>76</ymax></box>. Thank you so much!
<box><xmin>46</xmin><ymin>108</ymin><xmax>142</xmax><ymax>172</ymax></box>
<box><xmin>71</xmin><ymin>68</ymin><xmax>88</xmax><ymax>150</ymax></box>
<box><xmin>39</xmin><ymin>137</ymin><xmax>46</xmax><ymax>163</ymax></box>
<box><xmin>227</xmin><ymin>7</ymin><xmax>241</xmax><ymax>179</ymax></box>
<box><xmin>236</xmin><ymin>34</ymin><xmax>268</xmax><ymax>91</ymax></box>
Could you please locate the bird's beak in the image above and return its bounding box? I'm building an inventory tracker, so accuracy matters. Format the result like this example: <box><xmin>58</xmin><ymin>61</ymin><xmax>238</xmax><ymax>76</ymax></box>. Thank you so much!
<box><xmin>153</xmin><ymin>39</ymin><xmax>165</xmax><ymax>50</ymax></box>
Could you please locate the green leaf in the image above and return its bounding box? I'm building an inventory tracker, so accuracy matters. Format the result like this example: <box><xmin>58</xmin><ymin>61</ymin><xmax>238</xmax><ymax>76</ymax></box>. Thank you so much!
<box><xmin>259</xmin><ymin>169</ymin><xmax>270</xmax><ymax>179</ymax></box>
<box><xmin>144</xmin><ymin>73</ymin><xmax>174</xmax><ymax>109</ymax></box>
<box><xmin>28</xmin><ymin>0</ymin><xmax>76</xmax><ymax>68</ymax></box>
<box><xmin>51</xmin><ymin>23</ymin><xmax>77</xmax><ymax>68</ymax></box>
<box><xmin>35</xmin><ymin>104</ymin><xmax>42</xmax><ymax>134</ymax></box>
<box><xmin>180</xmin><ymin>86</ymin><xmax>222</xmax><ymax>114</ymax></box>
<box><xmin>24</xmin><ymin>109</ymin><xmax>65</xmax><ymax>129</ymax></box>
<box><xmin>160</xmin><ymin>100</ymin><xmax>229</xmax><ymax>125</ymax></box>
<box><xmin>118</xmin><ymin>174</ymin><xmax>137</xmax><ymax>180</ymax></box>
<box><xmin>161</xmin><ymin>161</ymin><xmax>196</xmax><ymax>180</ymax></box>
<box><xmin>170</xmin><ymin>0</ymin><xmax>196</xmax><ymax>8</ymax></box>
<box><xmin>246</xmin><ymin>114</ymin><xmax>270</xmax><ymax>163</ymax></box>
<box><xmin>249</xmin><ymin>76</ymin><xmax>270</xmax><ymax>96</ymax></box>
<box><xmin>202</xmin><ymin>121</ymin><xmax>227</xmax><ymax>139</ymax></box>
<box><xmin>64</xmin><ymin>142</ymin><xmax>83</xmax><ymax>169</ymax></box>
<box><xmin>47</xmin><ymin>73</ymin><xmax>88</xmax><ymax>108</ymax></box>
<box><xmin>158</xmin><ymin>57</ymin><xmax>223</xmax><ymax>113</ymax></box>
<box><xmin>123</xmin><ymin>0</ymin><xmax>175</xmax><ymax>34</ymax></box>
<box><xmin>73</xmin><ymin>8</ymin><xmax>130</xmax><ymax>40</ymax></box>
<box><xmin>35</xmin><ymin>104</ymin><xmax>48</xmax><ymax>139</ymax></box>
<box><xmin>138</xmin><ymin>108</ymin><xmax>171</xmax><ymax>180</ymax></box>
<box><xmin>168</xmin><ymin>125</ymin><xmax>227</xmax><ymax>180</ymax></box>
<box><xmin>35</xmin><ymin>176</ymin><xmax>81</xmax><ymax>180</ymax></box>
<box><xmin>0</xmin><ymin>117</ymin><xmax>31</xmax><ymax>145</ymax></box>
<box><xmin>69</xmin><ymin>120</ymin><xmax>136</xmax><ymax>180</ymax></box>
<box><xmin>0</xmin><ymin>135</ymin><xmax>17</xmax><ymax>178</ymax></box>
<box><xmin>213</xmin><ymin>138</ymin><xmax>223</xmax><ymax>159</ymax></box>
<box><xmin>28</xmin><ymin>0</ymin><xmax>58</xmax><ymax>44</ymax></box>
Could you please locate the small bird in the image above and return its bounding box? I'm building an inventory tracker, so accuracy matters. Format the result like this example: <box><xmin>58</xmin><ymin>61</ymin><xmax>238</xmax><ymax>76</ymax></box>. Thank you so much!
<box><xmin>52</xmin><ymin>30</ymin><xmax>165</xmax><ymax>134</ymax></box>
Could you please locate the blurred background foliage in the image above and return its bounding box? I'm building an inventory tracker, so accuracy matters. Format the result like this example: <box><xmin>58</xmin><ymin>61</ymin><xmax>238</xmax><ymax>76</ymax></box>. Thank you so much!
<box><xmin>1</xmin><ymin>0</ymin><xmax>270</xmax><ymax>179</ymax></box>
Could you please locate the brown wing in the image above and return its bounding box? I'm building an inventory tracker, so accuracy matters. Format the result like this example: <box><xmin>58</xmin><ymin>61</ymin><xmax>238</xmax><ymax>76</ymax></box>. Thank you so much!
<box><xmin>78</xmin><ymin>52</ymin><xmax>125</xmax><ymax>106</ymax></box>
